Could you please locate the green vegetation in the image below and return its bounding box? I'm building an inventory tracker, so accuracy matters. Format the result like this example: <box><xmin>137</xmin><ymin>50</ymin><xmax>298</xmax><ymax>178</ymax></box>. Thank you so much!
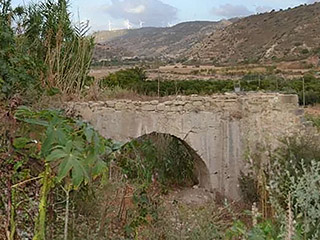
<box><xmin>238</xmin><ymin>127</ymin><xmax>320</xmax><ymax>239</ymax></box>
<box><xmin>102</xmin><ymin>68</ymin><xmax>320</xmax><ymax>105</ymax></box>
<box><xmin>0</xmin><ymin>0</ymin><xmax>93</xmax><ymax>103</ymax></box>
<box><xmin>2</xmin><ymin>0</ymin><xmax>320</xmax><ymax>239</ymax></box>
<box><xmin>118</xmin><ymin>133</ymin><xmax>195</xmax><ymax>188</ymax></box>
<box><xmin>1</xmin><ymin>107</ymin><xmax>114</xmax><ymax>239</ymax></box>
<box><xmin>0</xmin><ymin>107</ymin><xmax>203</xmax><ymax>239</ymax></box>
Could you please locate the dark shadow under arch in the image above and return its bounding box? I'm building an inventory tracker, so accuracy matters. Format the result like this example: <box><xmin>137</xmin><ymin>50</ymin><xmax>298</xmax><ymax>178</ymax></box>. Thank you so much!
<box><xmin>132</xmin><ymin>132</ymin><xmax>211</xmax><ymax>190</ymax></box>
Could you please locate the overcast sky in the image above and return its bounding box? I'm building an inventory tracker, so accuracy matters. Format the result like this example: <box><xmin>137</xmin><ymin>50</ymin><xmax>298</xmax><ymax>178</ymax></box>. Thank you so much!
<box><xmin>12</xmin><ymin>0</ymin><xmax>319</xmax><ymax>31</ymax></box>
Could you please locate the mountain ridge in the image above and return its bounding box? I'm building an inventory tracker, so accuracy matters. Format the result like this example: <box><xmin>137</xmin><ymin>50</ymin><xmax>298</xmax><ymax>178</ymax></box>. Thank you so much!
<box><xmin>92</xmin><ymin>20</ymin><xmax>234</xmax><ymax>61</ymax></box>
<box><xmin>93</xmin><ymin>3</ymin><xmax>320</xmax><ymax>65</ymax></box>
<box><xmin>189</xmin><ymin>3</ymin><xmax>320</xmax><ymax>64</ymax></box>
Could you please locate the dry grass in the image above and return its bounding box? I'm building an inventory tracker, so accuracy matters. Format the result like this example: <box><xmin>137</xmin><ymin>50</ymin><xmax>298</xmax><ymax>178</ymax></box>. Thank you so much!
<box><xmin>68</xmin><ymin>179</ymin><xmax>250</xmax><ymax>239</ymax></box>
<box><xmin>305</xmin><ymin>104</ymin><xmax>320</xmax><ymax>116</ymax></box>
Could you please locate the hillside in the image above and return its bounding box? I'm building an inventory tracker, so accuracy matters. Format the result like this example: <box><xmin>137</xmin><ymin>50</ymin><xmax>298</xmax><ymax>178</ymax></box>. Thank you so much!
<box><xmin>190</xmin><ymin>3</ymin><xmax>320</xmax><ymax>65</ymax></box>
<box><xmin>92</xmin><ymin>20</ymin><xmax>233</xmax><ymax>62</ymax></box>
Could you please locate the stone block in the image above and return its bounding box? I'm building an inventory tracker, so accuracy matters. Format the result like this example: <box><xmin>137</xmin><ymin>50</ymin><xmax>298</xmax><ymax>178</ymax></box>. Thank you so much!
<box><xmin>184</xmin><ymin>103</ymin><xmax>193</xmax><ymax>111</ymax></box>
<box><xmin>106</xmin><ymin>101</ymin><xmax>116</xmax><ymax>107</ymax></box>
<box><xmin>193</xmin><ymin>101</ymin><xmax>203</xmax><ymax>107</ymax></box>
<box><xmin>164</xmin><ymin>101</ymin><xmax>173</xmax><ymax>106</ymax></box>
<box><xmin>280</xmin><ymin>95</ymin><xmax>298</xmax><ymax>104</ymax></box>
<box><xmin>115</xmin><ymin>102</ymin><xmax>126</xmax><ymax>110</ymax></box>
<box><xmin>174</xmin><ymin>101</ymin><xmax>185</xmax><ymax>106</ymax></box>
<box><xmin>141</xmin><ymin>104</ymin><xmax>156</xmax><ymax>111</ymax></box>
<box><xmin>156</xmin><ymin>103</ymin><xmax>166</xmax><ymax>111</ymax></box>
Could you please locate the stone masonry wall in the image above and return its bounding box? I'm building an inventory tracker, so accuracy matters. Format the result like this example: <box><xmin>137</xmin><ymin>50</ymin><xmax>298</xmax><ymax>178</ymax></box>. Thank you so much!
<box><xmin>65</xmin><ymin>93</ymin><xmax>303</xmax><ymax>199</ymax></box>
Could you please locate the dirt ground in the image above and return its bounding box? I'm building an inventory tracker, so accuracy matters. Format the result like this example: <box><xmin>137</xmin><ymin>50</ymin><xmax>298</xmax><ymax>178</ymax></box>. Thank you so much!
<box><xmin>305</xmin><ymin>104</ymin><xmax>320</xmax><ymax>116</ymax></box>
<box><xmin>166</xmin><ymin>186</ymin><xmax>215</xmax><ymax>205</ymax></box>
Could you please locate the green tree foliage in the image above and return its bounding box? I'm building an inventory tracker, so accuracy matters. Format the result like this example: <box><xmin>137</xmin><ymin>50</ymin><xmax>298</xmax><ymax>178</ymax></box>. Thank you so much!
<box><xmin>101</xmin><ymin>67</ymin><xmax>146</xmax><ymax>89</ymax></box>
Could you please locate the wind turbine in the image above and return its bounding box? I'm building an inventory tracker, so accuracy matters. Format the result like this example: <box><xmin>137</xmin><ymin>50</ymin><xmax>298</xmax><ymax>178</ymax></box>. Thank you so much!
<box><xmin>167</xmin><ymin>22</ymin><xmax>173</xmax><ymax>28</ymax></box>
<box><xmin>108</xmin><ymin>20</ymin><xmax>112</xmax><ymax>31</ymax></box>
<box><xmin>124</xmin><ymin>19</ymin><xmax>133</xmax><ymax>29</ymax></box>
<box><xmin>139</xmin><ymin>20</ymin><xmax>145</xmax><ymax>28</ymax></box>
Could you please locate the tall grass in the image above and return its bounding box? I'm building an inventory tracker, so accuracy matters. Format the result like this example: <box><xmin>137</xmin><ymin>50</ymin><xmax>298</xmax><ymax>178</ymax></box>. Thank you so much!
<box><xmin>24</xmin><ymin>0</ymin><xmax>94</xmax><ymax>95</ymax></box>
<box><xmin>43</xmin><ymin>27</ymin><xmax>94</xmax><ymax>94</ymax></box>
<box><xmin>0</xmin><ymin>0</ymin><xmax>94</xmax><ymax>101</ymax></box>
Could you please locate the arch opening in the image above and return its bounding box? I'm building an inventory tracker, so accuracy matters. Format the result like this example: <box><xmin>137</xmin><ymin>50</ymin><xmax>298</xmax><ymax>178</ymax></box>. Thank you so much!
<box><xmin>119</xmin><ymin>132</ymin><xmax>211</xmax><ymax>190</ymax></box>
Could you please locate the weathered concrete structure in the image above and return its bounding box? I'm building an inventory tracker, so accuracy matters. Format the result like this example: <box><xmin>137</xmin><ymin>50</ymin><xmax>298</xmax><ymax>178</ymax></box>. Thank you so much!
<box><xmin>66</xmin><ymin>93</ymin><xmax>302</xmax><ymax>199</ymax></box>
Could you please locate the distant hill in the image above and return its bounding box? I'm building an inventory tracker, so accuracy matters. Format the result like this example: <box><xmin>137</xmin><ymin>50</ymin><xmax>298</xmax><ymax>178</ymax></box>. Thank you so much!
<box><xmin>189</xmin><ymin>3</ymin><xmax>320</xmax><ymax>65</ymax></box>
<box><xmin>94</xmin><ymin>29</ymin><xmax>129</xmax><ymax>43</ymax></box>
<box><xmin>92</xmin><ymin>20</ymin><xmax>233</xmax><ymax>62</ymax></box>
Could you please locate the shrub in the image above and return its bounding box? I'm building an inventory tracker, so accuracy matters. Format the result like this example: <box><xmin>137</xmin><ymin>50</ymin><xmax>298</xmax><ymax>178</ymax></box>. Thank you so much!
<box><xmin>268</xmin><ymin>132</ymin><xmax>320</xmax><ymax>208</ymax></box>
<box><xmin>289</xmin><ymin>160</ymin><xmax>320</xmax><ymax>238</ymax></box>
<box><xmin>100</xmin><ymin>67</ymin><xmax>146</xmax><ymax>89</ymax></box>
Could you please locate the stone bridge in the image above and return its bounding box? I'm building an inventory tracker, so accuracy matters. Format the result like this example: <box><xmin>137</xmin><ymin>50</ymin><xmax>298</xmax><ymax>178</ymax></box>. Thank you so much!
<box><xmin>66</xmin><ymin>93</ymin><xmax>302</xmax><ymax>199</ymax></box>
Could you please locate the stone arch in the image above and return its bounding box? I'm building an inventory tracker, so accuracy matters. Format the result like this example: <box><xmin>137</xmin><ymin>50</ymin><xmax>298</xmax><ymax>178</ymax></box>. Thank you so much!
<box><xmin>67</xmin><ymin>93</ymin><xmax>302</xmax><ymax>199</ymax></box>
<box><xmin>132</xmin><ymin>132</ymin><xmax>212</xmax><ymax>190</ymax></box>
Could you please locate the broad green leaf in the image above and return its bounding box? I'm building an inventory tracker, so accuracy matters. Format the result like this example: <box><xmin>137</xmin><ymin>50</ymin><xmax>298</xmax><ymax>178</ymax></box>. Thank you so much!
<box><xmin>13</xmin><ymin>137</ymin><xmax>30</xmax><ymax>149</ymax></box>
<box><xmin>93</xmin><ymin>133</ymin><xmax>100</xmax><ymax>148</ymax></box>
<box><xmin>65</xmin><ymin>141</ymin><xmax>73</xmax><ymax>153</ymax></box>
<box><xmin>72</xmin><ymin>138</ymin><xmax>85</xmax><ymax>152</ymax></box>
<box><xmin>41</xmin><ymin>126</ymin><xmax>55</xmax><ymax>156</ymax></box>
<box><xmin>46</xmin><ymin>149</ymin><xmax>67</xmax><ymax>162</ymax></box>
<box><xmin>71</xmin><ymin>160</ymin><xmax>84</xmax><ymax>187</ymax></box>
<box><xmin>18</xmin><ymin>118</ymin><xmax>49</xmax><ymax>127</ymax></box>
<box><xmin>85</xmin><ymin>152</ymin><xmax>95</xmax><ymax>166</ymax></box>
<box><xmin>105</xmin><ymin>146</ymin><xmax>113</xmax><ymax>155</ymax></box>
<box><xmin>111</xmin><ymin>141</ymin><xmax>124</xmax><ymax>151</ymax></box>
<box><xmin>92</xmin><ymin>159</ymin><xmax>107</xmax><ymax>179</ymax></box>
<box><xmin>56</xmin><ymin>127</ymin><xmax>68</xmax><ymax>145</ymax></box>
<box><xmin>57</xmin><ymin>156</ymin><xmax>74</xmax><ymax>182</ymax></box>
<box><xmin>15</xmin><ymin>107</ymin><xmax>49</xmax><ymax>126</ymax></box>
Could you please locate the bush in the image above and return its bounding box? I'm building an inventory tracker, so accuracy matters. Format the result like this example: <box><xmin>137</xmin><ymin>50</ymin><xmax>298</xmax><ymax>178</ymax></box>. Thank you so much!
<box><xmin>264</xmin><ymin>131</ymin><xmax>320</xmax><ymax>238</ymax></box>
<box><xmin>100</xmin><ymin>67</ymin><xmax>146</xmax><ymax>89</ymax></box>
<box><xmin>289</xmin><ymin>160</ymin><xmax>320</xmax><ymax>238</ymax></box>
<box><xmin>268</xmin><ymin>132</ymin><xmax>320</xmax><ymax>208</ymax></box>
